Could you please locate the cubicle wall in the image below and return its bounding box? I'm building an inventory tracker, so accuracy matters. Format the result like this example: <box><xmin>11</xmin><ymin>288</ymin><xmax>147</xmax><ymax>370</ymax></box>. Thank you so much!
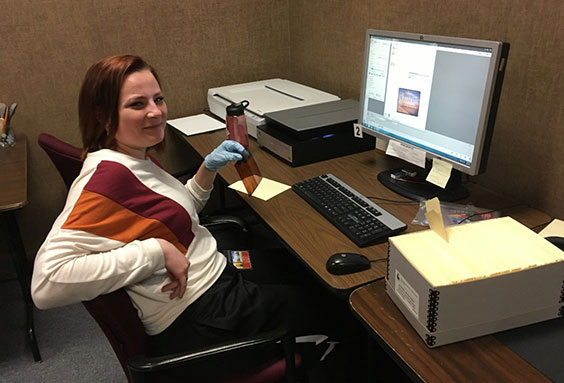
<box><xmin>0</xmin><ymin>0</ymin><xmax>562</xmax><ymax>271</ymax></box>
<box><xmin>0</xmin><ymin>0</ymin><xmax>291</xmax><ymax>267</ymax></box>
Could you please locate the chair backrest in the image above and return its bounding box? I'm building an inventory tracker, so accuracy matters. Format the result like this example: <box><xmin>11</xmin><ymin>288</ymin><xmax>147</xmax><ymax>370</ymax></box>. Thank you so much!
<box><xmin>37</xmin><ymin>133</ymin><xmax>84</xmax><ymax>189</ymax></box>
<box><xmin>38</xmin><ymin>133</ymin><xmax>165</xmax><ymax>191</ymax></box>
<box><xmin>82</xmin><ymin>289</ymin><xmax>148</xmax><ymax>382</ymax></box>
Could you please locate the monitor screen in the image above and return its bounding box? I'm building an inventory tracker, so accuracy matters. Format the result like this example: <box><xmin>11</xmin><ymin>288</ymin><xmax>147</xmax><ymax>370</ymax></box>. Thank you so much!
<box><xmin>359</xmin><ymin>29</ymin><xmax>509</xmax><ymax>200</ymax></box>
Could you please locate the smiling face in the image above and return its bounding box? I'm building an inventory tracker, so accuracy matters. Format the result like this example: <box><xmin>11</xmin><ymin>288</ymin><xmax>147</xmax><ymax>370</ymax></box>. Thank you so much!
<box><xmin>114</xmin><ymin>69</ymin><xmax>168</xmax><ymax>159</ymax></box>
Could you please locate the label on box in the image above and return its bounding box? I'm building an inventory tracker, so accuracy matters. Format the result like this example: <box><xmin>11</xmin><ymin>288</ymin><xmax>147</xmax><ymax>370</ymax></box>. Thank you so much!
<box><xmin>226</xmin><ymin>250</ymin><xmax>253</xmax><ymax>270</ymax></box>
<box><xmin>394</xmin><ymin>270</ymin><xmax>419</xmax><ymax>319</ymax></box>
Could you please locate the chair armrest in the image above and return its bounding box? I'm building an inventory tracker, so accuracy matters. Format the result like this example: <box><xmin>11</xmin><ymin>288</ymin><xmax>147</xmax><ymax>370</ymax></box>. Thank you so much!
<box><xmin>200</xmin><ymin>214</ymin><xmax>249</xmax><ymax>234</ymax></box>
<box><xmin>127</xmin><ymin>327</ymin><xmax>296</xmax><ymax>382</ymax></box>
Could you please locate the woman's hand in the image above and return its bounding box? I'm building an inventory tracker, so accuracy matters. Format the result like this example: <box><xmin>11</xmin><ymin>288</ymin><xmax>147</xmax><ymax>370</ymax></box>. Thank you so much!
<box><xmin>204</xmin><ymin>140</ymin><xmax>245</xmax><ymax>171</ymax></box>
<box><xmin>156</xmin><ymin>239</ymin><xmax>190</xmax><ymax>299</ymax></box>
<box><xmin>195</xmin><ymin>140</ymin><xmax>246</xmax><ymax>189</ymax></box>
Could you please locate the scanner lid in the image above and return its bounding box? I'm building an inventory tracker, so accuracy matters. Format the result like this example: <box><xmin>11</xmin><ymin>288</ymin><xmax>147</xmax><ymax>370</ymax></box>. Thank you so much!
<box><xmin>264</xmin><ymin>99</ymin><xmax>359</xmax><ymax>134</ymax></box>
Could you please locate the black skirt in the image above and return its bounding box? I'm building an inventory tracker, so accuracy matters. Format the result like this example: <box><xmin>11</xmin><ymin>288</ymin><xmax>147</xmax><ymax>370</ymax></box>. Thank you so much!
<box><xmin>148</xmin><ymin>262</ymin><xmax>288</xmax><ymax>357</ymax></box>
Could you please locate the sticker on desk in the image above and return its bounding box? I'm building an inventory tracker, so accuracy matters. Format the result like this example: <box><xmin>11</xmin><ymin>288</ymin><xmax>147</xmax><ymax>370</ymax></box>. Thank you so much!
<box><xmin>394</xmin><ymin>270</ymin><xmax>419</xmax><ymax>319</ymax></box>
<box><xmin>225</xmin><ymin>250</ymin><xmax>253</xmax><ymax>270</ymax></box>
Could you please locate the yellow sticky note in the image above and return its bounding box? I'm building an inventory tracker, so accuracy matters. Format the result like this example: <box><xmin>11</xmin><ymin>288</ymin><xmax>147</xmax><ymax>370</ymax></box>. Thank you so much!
<box><xmin>229</xmin><ymin>177</ymin><xmax>291</xmax><ymax>201</ymax></box>
<box><xmin>426</xmin><ymin>157</ymin><xmax>453</xmax><ymax>189</ymax></box>
<box><xmin>426</xmin><ymin>197</ymin><xmax>448</xmax><ymax>242</ymax></box>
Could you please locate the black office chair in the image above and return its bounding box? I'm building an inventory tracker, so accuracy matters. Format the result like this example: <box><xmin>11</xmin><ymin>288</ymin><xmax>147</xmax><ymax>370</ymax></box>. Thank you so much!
<box><xmin>37</xmin><ymin>133</ymin><xmax>301</xmax><ymax>383</ymax></box>
<box><xmin>545</xmin><ymin>236</ymin><xmax>564</xmax><ymax>251</ymax></box>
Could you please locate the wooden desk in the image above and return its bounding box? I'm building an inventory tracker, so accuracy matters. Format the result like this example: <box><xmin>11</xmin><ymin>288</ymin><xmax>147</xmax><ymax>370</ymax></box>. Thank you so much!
<box><xmin>349</xmin><ymin>280</ymin><xmax>552</xmax><ymax>382</ymax></box>
<box><xmin>0</xmin><ymin>134</ymin><xmax>41</xmax><ymax>362</ymax></box>
<box><xmin>182</xmin><ymin>128</ymin><xmax>550</xmax><ymax>295</ymax></box>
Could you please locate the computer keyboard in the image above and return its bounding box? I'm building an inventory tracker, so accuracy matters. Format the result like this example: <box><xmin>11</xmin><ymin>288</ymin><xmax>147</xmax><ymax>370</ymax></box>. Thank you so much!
<box><xmin>292</xmin><ymin>174</ymin><xmax>407</xmax><ymax>247</ymax></box>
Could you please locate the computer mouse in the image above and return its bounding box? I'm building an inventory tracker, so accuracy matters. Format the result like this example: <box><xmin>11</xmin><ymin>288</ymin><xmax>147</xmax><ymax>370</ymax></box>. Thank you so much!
<box><xmin>545</xmin><ymin>236</ymin><xmax>564</xmax><ymax>251</ymax></box>
<box><xmin>326</xmin><ymin>252</ymin><xmax>371</xmax><ymax>275</ymax></box>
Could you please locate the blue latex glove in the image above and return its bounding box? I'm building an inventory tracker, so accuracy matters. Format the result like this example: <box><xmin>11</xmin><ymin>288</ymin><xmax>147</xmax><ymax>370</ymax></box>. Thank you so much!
<box><xmin>204</xmin><ymin>140</ymin><xmax>245</xmax><ymax>171</ymax></box>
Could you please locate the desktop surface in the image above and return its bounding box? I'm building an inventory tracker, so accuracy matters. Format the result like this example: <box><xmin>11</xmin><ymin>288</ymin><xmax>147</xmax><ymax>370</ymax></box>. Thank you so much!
<box><xmin>181</xmin><ymin>128</ymin><xmax>550</xmax><ymax>295</ymax></box>
<box><xmin>185</xmin><ymin>128</ymin><xmax>398</xmax><ymax>293</ymax></box>
<box><xmin>0</xmin><ymin>134</ymin><xmax>28</xmax><ymax>211</ymax></box>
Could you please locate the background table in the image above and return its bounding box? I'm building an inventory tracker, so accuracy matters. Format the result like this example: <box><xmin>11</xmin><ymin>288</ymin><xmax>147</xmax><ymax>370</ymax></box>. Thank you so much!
<box><xmin>349</xmin><ymin>280</ymin><xmax>558</xmax><ymax>382</ymax></box>
<box><xmin>0</xmin><ymin>134</ymin><xmax>41</xmax><ymax>362</ymax></box>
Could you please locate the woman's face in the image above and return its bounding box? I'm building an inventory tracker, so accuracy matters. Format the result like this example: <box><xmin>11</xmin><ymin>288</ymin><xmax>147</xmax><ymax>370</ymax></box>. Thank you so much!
<box><xmin>115</xmin><ymin>69</ymin><xmax>167</xmax><ymax>159</ymax></box>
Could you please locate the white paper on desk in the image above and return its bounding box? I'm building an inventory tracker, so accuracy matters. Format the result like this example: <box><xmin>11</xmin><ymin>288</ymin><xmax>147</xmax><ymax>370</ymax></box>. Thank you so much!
<box><xmin>539</xmin><ymin>219</ymin><xmax>564</xmax><ymax>238</ymax></box>
<box><xmin>229</xmin><ymin>178</ymin><xmax>291</xmax><ymax>201</ymax></box>
<box><xmin>168</xmin><ymin>114</ymin><xmax>225</xmax><ymax>136</ymax></box>
<box><xmin>385</xmin><ymin>139</ymin><xmax>426</xmax><ymax>168</ymax></box>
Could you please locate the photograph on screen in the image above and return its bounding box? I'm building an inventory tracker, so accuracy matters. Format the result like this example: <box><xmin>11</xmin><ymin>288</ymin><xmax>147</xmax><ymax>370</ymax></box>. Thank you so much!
<box><xmin>397</xmin><ymin>88</ymin><xmax>421</xmax><ymax>116</ymax></box>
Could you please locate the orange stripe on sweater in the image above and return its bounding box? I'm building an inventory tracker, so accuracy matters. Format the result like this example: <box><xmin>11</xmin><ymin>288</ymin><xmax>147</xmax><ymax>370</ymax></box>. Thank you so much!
<box><xmin>62</xmin><ymin>190</ymin><xmax>187</xmax><ymax>254</ymax></box>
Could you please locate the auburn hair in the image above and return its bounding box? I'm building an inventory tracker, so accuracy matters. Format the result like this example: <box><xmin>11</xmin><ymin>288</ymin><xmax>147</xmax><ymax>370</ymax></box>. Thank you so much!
<box><xmin>78</xmin><ymin>55</ymin><xmax>165</xmax><ymax>158</ymax></box>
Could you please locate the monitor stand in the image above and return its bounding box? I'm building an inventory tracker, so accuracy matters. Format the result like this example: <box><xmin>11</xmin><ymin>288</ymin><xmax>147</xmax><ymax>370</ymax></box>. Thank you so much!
<box><xmin>378</xmin><ymin>167</ymin><xmax>469</xmax><ymax>202</ymax></box>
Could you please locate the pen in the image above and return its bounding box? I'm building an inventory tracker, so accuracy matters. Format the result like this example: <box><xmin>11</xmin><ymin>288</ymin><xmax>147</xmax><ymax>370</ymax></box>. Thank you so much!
<box><xmin>5</xmin><ymin>102</ymin><xmax>17</xmax><ymax>136</ymax></box>
<box><xmin>2</xmin><ymin>107</ymin><xmax>7</xmax><ymax>135</ymax></box>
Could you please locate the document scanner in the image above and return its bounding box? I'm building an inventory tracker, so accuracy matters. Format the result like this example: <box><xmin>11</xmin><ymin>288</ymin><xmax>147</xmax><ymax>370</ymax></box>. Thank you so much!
<box><xmin>207</xmin><ymin>79</ymin><xmax>340</xmax><ymax>138</ymax></box>
<box><xmin>257</xmin><ymin>99</ymin><xmax>376</xmax><ymax>167</ymax></box>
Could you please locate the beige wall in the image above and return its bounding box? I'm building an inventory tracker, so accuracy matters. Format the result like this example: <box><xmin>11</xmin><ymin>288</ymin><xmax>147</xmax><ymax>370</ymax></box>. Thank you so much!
<box><xmin>1</xmin><ymin>0</ymin><xmax>563</xmax><ymax>267</ymax></box>
<box><xmin>287</xmin><ymin>0</ymin><xmax>564</xmax><ymax>219</ymax></box>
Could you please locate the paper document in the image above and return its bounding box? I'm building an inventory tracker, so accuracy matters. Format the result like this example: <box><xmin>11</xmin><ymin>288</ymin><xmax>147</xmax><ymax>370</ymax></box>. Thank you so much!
<box><xmin>229</xmin><ymin>178</ymin><xmax>290</xmax><ymax>201</ymax></box>
<box><xmin>168</xmin><ymin>114</ymin><xmax>225</xmax><ymax>136</ymax></box>
<box><xmin>386</xmin><ymin>139</ymin><xmax>426</xmax><ymax>168</ymax></box>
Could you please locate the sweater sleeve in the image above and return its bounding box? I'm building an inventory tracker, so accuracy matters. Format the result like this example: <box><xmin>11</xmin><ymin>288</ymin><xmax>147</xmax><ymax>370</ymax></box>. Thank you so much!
<box><xmin>32</xmin><ymin>234</ymin><xmax>165</xmax><ymax>309</ymax></box>
<box><xmin>186</xmin><ymin>177</ymin><xmax>213</xmax><ymax>213</ymax></box>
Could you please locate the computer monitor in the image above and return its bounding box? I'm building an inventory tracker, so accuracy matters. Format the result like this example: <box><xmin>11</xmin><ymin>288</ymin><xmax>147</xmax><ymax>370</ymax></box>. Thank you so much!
<box><xmin>358</xmin><ymin>29</ymin><xmax>509</xmax><ymax>201</ymax></box>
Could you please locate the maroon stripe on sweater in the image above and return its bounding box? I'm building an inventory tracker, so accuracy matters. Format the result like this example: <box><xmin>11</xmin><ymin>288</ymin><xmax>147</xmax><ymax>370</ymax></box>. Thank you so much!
<box><xmin>85</xmin><ymin>160</ymin><xmax>194</xmax><ymax>248</ymax></box>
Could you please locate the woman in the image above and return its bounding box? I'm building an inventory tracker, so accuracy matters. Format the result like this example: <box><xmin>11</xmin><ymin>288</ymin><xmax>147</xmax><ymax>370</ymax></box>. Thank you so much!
<box><xmin>31</xmin><ymin>55</ymin><xmax>311</xmax><ymax>358</ymax></box>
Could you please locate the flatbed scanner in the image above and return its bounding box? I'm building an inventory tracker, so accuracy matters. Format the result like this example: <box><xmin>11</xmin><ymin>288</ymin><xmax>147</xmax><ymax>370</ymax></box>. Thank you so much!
<box><xmin>257</xmin><ymin>99</ymin><xmax>376</xmax><ymax>166</ymax></box>
<box><xmin>207</xmin><ymin>79</ymin><xmax>340</xmax><ymax>138</ymax></box>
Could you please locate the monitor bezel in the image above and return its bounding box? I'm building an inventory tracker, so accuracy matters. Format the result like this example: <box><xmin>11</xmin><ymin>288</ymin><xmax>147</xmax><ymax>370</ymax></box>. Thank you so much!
<box><xmin>358</xmin><ymin>29</ymin><xmax>507</xmax><ymax>176</ymax></box>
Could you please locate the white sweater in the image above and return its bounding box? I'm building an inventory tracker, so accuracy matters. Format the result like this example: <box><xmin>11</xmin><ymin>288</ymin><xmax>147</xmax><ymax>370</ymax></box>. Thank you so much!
<box><xmin>31</xmin><ymin>149</ymin><xmax>226</xmax><ymax>335</ymax></box>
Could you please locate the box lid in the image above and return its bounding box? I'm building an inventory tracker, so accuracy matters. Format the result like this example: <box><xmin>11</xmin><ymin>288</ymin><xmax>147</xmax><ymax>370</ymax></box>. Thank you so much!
<box><xmin>389</xmin><ymin>217</ymin><xmax>564</xmax><ymax>287</ymax></box>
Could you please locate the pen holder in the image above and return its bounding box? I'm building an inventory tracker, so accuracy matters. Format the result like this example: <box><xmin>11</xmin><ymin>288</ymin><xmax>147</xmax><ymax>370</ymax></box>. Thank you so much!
<box><xmin>0</xmin><ymin>125</ymin><xmax>16</xmax><ymax>148</ymax></box>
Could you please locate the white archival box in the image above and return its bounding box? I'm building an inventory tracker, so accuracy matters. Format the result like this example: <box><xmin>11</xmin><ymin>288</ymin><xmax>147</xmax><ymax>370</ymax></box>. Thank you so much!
<box><xmin>207</xmin><ymin>79</ymin><xmax>340</xmax><ymax>138</ymax></box>
<box><xmin>385</xmin><ymin>216</ymin><xmax>564</xmax><ymax>348</ymax></box>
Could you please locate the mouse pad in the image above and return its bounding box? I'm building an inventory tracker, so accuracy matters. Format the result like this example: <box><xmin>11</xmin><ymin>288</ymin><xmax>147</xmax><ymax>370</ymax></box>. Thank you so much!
<box><xmin>494</xmin><ymin>318</ymin><xmax>563</xmax><ymax>381</ymax></box>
